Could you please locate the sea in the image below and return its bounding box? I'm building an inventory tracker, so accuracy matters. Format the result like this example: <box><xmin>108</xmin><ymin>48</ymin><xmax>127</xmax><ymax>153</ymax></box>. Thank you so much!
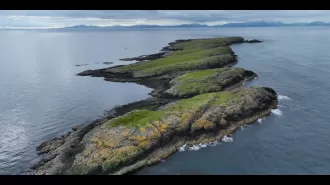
<box><xmin>1</xmin><ymin>27</ymin><xmax>330</xmax><ymax>175</ymax></box>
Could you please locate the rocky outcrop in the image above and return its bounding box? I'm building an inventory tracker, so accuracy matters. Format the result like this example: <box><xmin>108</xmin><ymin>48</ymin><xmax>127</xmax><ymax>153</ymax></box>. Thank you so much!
<box><xmin>32</xmin><ymin>36</ymin><xmax>278</xmax><ymax>175</ymax></box>
<box><xmin>34</xmin><ymin>87</ymin><xmax>277</xmax><ymax>175</ymax></box>
<box><xmin>77</xmin><ymin>37</ymin><xmax>245</xmax><ymax>79</ymax></box>
<box><xmin>75</xmin><ymin>64</ymin><xmax>88</xmax><ymax>66</ymax></box>
<box><xmin>76</xmin><ymin>37</ymin><xmax>250</xmax><ymax>98</ymax></box>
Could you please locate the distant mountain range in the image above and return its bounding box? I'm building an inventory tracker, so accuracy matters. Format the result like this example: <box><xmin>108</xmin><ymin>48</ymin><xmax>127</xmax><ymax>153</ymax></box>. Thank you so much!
<box><xmin>60</xmin><ymin>23</ymin><xmax>209</xmax><ymax>29</ymax></box>
<box><xmin>58</xmin><ymin>21</ymin><xmax>330</xmax><ymax>29</ymax></box>
<box><xmin>216</xmin><ymin>21</ymin><xmax>330</xmax><ymax>27</ymax></box>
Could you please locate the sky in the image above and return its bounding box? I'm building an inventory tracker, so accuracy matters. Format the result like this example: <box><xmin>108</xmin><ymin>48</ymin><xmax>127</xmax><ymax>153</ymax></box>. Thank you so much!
<box><xmin>1</xmin><ymin>10</ymin><xmax>330</xmax><ymax>29</ymax></box>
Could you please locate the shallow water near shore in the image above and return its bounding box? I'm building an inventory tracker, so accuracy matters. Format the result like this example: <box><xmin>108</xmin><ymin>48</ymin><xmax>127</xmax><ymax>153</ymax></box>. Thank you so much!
<box><xmin>1</xmin><ymin>27</ymin><xmax>330</xmax><ymax>174</ymax></box>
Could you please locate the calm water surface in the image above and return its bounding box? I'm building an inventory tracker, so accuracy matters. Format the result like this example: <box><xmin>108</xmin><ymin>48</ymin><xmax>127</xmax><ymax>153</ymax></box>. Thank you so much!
<box><xmin>1</xmin><ymin>27</ymin><xmax>330</xmax><ymax>174</ymax></box>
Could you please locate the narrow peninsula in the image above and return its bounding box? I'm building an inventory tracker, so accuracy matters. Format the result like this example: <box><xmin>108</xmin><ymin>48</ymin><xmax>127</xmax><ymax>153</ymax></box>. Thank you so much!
<box><xmin>32</xmin><ymin>37</ymin><xmax>277</xmax><ymax>175</ymax></box>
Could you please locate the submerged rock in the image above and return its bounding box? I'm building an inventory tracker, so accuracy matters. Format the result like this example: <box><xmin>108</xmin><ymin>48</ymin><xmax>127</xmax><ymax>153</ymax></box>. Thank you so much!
<box><xmin>245</xmin><ymin>39</ymin><xmax>263</xmax><ymax>43</ymax></box>
<box><xmin>103</xmin><ymin>62</ymin><xmax>114</xmax><ymax>65</ymax></box>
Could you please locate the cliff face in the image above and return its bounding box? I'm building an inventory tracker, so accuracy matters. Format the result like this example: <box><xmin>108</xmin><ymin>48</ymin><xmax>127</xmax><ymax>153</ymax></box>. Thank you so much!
<box><xmin>33</xmin><ymin>37</ymin><xmax>278</xmax><ymax>175</ymax></box>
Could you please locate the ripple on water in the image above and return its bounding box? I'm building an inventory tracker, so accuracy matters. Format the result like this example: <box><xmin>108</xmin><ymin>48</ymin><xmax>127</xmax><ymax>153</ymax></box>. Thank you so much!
<box><xmin>0</xmin><ymin>107</ymin><xmax>30</xmax><ymax>174</ymax></box>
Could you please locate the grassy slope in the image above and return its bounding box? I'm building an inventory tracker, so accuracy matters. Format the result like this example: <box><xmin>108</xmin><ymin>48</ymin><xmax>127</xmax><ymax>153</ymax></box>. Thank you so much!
<box><xmin>107</xmin><ymin>37</ymin><xmax>244</xmax><ymax>78</ymax></box>
<box><xmin>106</xmin><ymin>91</ymin><xmax>238</xmax><ymax>128</ymax></box>
<box><xmin>165</xmin><ymin>67</ymin><xmax>248</xmax><ymax>97</ymax></box>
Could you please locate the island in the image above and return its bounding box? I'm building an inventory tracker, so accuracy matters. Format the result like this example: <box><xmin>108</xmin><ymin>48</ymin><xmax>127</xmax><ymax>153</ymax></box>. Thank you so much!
<box><xmin>32</xmin><ymin>36</ymin><xmax>277</xmax><ymax>175</ymax></box>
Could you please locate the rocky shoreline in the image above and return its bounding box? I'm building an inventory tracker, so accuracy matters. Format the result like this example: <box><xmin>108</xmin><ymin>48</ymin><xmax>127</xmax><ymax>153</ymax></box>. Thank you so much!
<box><xmin>32</xmin><ymin>37</ymin><xmax>277</xmax><ymax>175</ymax></box>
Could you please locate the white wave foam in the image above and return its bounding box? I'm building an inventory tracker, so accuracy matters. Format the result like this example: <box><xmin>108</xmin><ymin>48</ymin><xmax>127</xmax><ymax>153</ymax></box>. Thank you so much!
<box><xmin>271</xmin><ymin>109</ymin><xmax>283</xmax><ymax>116</ymax></box>
<box><xmin>188</xmin><ymin>145</ymin><xmax>201</xmax><ymax>151</ymax></box>
<box><xmin>278</xmin><ymin>95</ymin><xmax>291</xmax><ymax>100</ymax></box>
<box><xmin>179</xmin><ymin>144</ymin><xmax>187</xmax><ymax>152</ymax></box>
<box><xmin>209</xmin><ymin>141</ymin><xmax>219</xmax><ymax>146</ymax></box>
<box><xmin>179</xmin><ymin>135</ymin><xmax>236</xmax><ymax>152</ymax></box>
<box><xmin>187</xmin><ymin>142</ymin><xmax>212</xmax><ymax>151</ymax></box>
<box><xmin>257</xmin><ymin>118</ymin><xmax>263</xmax><ymax>124</ymax></box>
<box><xmin>179</xmin><ymin>140</ymin><xmax>222</xmax><ymax>152</ymax></box>
<box><xmin>221</xmin><ymin>135</ymin><xmax>233</xmax><ymax>142</ymax></box>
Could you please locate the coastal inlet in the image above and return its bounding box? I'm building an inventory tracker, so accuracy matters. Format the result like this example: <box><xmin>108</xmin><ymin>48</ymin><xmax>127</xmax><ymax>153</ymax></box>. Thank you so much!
<box><xmin>32</xmin><ymin>37</ymin><xmax>278</xmax><ymax>175</ymax></box>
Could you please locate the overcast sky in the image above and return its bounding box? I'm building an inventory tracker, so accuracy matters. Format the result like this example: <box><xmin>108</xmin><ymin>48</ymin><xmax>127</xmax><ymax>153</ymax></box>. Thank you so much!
<box><xmin>1</xmin><ymin>10</ymin><xmax>330</xmax><ymax>29</ymax></box>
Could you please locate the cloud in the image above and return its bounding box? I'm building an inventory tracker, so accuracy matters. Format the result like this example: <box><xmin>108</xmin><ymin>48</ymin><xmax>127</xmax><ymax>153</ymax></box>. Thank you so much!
<box><xmin>1</xmin><ymin>10</ymin><xmax>330</xmax><ymax>28</ymax></box>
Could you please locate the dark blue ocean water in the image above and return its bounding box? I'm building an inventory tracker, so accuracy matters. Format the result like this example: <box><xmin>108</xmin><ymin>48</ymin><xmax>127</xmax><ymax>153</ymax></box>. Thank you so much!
<box><xmin>1</xmin><ymin>27</ymin><xmax>330</xmax><ymax>175</ymax></box>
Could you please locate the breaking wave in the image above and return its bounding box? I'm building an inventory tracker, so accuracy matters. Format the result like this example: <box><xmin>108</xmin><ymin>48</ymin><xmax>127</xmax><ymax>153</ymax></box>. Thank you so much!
<box><xmin>271</xmin><ymin>109</ymin><xmax>283</xmax><ymax>116</ymax></box>
<box><xmin>179</xmin><ymin>138</ymin><xmax>234</xmax><ymax>152</ymax></box>
<box><xmin>222</xmin><ymin>135</ymin><xmax>234</xmax><ymax>142</ymax></box>
<box><xmin>278</xmin><ymin>95</ymin><xmax>291</xmax><ymax>100</ymax></box>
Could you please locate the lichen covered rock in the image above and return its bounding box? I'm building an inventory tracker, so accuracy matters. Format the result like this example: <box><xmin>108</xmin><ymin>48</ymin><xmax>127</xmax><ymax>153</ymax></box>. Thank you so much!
<box><xmin>34</xmin><ymin>87</ymin><xmax>277</xmax><ymax>175</ymax></box>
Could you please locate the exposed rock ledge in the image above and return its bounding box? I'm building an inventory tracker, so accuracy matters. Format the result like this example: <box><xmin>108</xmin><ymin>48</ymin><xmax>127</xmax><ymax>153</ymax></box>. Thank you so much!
<box><xmin>32</xmin><ymin>37</ymin><xmax>278</xmax><ymax>175</ymax></box>
<box><xmin>34</xmin><ymin>87</ymin><xmax>277</xmax><ymax>175</ymax></box>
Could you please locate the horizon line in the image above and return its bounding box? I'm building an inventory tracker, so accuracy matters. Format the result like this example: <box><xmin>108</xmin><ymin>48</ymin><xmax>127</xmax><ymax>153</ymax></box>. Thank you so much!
<box><xmin>2</xmin><ymin>20</ymin><xmax>330</xmax><ymax>30</ymax></box>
